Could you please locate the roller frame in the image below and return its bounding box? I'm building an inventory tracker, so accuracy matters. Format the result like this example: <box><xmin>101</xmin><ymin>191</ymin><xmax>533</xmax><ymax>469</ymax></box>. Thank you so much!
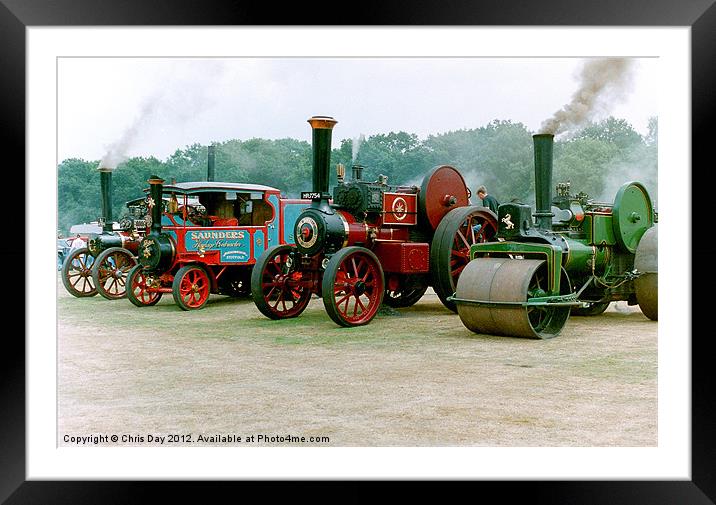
<box><xmin>469</xmin><ymin>241</ymin><xmax>565</xmax><ymax>295</ymax></box>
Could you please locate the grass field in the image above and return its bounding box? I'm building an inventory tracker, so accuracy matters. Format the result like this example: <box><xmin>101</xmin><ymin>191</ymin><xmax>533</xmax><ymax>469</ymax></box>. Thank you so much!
<box><xmin>57</xmin><ymin>276</ymin><xmax>657</xmax><ymax>447</ymax></box>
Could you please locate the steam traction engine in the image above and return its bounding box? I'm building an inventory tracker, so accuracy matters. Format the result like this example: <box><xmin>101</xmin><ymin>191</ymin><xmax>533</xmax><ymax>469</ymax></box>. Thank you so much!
<box><xmin>251</xmin><ymin>116</ymin><xmax>499</xmax><ymax>327</ymax></box>
<box><xmin>452</xmin><ymin>133</ymin><xmax>658</xmax><ymax>339</ymax></box>
<box><xmin>61</xmin><ymin>166</ymin><xmax>146</xmax><ymax>299</ymax></box>
<box><xmin>125</xmin><ymin>176</ymin><xmax>309</xmax><ymax>310</ymax></box>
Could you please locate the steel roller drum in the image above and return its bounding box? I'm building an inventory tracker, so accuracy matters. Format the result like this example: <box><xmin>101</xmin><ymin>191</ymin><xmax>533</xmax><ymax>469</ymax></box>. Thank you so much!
<box><xmin>456</xmin><ymin>257</ymin><xmax>571</xmax><ymax>339</ymax></box>
<box><xmin>612</xmin><ymin>181</ymin><xmax>655</xmax><ymax>253</ymax></box>
<box><xmin>418</xmin><ymin>165</ymin><xmax>470</xmax><ymax>231</ymax></box>
<box><xmin>634</xmin><ymin>225</ymin><xmax>658</xmax><ymax>321</ymax></box>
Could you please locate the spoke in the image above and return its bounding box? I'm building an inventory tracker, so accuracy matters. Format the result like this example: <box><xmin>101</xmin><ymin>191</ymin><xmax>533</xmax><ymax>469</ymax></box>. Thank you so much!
<box><xmin>351</xmin><ymin>257</ymin><xmax>359</xmax><ymax>278</ymax></box>
<box><xmin>452</xmin><ymin>264</ymin><xmax>466</xmax><ymax>278</ymax></box>
<box><xmin>264</xmin><ymin>286</ymin><xmax>277</xmax><ymax>301</ymax></box>
<box><xmin>360</xmin><ymin>264</ymin><xmax>371</xmax><ymax>282</ymax></box>
<box><xmin>355</xmin><ymin>296</ymin><xmax>366</xmax><ymax>314</ymax></box>
<box><xmin>340</xmin><ymin>295</ymin><xmax>351</xmax><ymax>313</ymax></box>
<box><xmin>455</xmin><ymin>229</ymin><xmax>471</xmax><ymax>250</ymax></box>
<box><xmin>335</xmin><ymin>293</ymin><xmax>350</xmax><ymax>307</ymax></box>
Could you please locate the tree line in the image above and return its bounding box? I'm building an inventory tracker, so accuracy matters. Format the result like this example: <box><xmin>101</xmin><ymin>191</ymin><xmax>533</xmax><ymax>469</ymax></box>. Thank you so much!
<box><xmin>58</xmin><ymin>116</ymin><xmax>657</xmax><ymax>234</ymax></box>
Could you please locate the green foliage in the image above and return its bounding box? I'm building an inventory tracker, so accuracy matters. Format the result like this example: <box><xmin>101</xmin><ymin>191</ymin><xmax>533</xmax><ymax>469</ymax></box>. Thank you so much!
<box><xmin>57</xmin><ymin>116</ymin><xmax>658</xmax><ymax>233</ymax></box>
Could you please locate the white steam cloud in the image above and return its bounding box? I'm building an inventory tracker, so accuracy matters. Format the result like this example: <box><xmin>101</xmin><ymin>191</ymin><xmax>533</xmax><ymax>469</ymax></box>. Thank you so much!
<box><xmin>352</xmin><ymin>134</ymin><xmax>365</xmax><ymax>163</ymax></box>
<box><xmin>98</xmin><ymin>99</ymin><xmax>160</xmax><ymax>169</ymax></box>
<box><xmin>97</xmin><ymin>60</ymin><xmax>227</xmax><ymax>170</ymax></box>
<box><xmin>540</xmin><ymin>58</ymin><xmax>635</xmax><ymax>136</ymax></box>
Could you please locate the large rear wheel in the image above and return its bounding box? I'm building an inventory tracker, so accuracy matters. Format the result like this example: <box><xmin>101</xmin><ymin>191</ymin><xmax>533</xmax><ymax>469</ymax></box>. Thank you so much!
<box><xmin>430</xmin><ymin>206</ymin><xmax>498</xmax><ymax>312</ymax></box>
<box><xmin>251</xmin><ymin>245</ymin><xmax>312</xmax><ymax>319</ymax></box>
<box><xmin>322</xmin><ymin>246</ymin><xmax>384</xmax><ymax>327</ymax></box>
<box><xmin>61</xmin><ymin>247</ymin><xmax>97</xmax><ymax>297</ymax></box>
<box><xmin>91</xmin><ymin>247</ymin><xmax>137</xmax><ymax>300</ymax></box>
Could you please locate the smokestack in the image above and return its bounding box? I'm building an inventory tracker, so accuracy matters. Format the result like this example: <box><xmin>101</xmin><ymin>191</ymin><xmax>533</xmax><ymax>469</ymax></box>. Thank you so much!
<box><xmin>207</xmin><ymin>145</ymin><xmax>216</xmax><ymax>182</ymax></box>
<box><xmin>98</xmin><ymin>167</ymin><xmax>114</xmax><ymax>233</ymax></box>
<box><xmin>148</xmin><ymin>175</ymin><xmax>165</xmax><ymax>235</ymax></box>
<box><xmin>352</xmin><ymin>164</ymin><xmax>364</xmax><ymax>181</ymax></box>
<box><xmin>307</xmin><ymin>116</ymin><xmax>338</xmax><ymax>199</ymax></box>
<box><xmin>532</xmin><ymin>134</ymin><xmax>555</xmax><ymax>230</ymax></box>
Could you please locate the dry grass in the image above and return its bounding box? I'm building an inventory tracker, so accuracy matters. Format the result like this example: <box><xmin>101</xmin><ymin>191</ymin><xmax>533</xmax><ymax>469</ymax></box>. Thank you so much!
<box><xmin>57</xmin><ymin>275</ymin><xmax>657</xmax><ymax>447</ymax></box>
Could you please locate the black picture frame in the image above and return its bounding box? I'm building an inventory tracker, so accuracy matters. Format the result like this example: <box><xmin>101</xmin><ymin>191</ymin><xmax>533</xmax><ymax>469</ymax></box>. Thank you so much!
<box><xmin>5</xmin><ymin>0</ymin><xmax>708</xmax><ymax>502</ymax></box>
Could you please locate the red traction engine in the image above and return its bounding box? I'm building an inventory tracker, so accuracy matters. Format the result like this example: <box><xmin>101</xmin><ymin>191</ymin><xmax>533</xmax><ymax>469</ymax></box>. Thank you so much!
<box><xmin>251</xmin><ymin>116</ymin><xmax>499</xmax><ymax>327</ymax></box>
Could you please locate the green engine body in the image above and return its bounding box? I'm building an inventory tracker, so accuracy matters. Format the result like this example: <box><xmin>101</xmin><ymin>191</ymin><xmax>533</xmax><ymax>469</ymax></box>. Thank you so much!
<box><xmin>471</xmin><ymin>180</ymin><xmax>656</xmax><ymax>305</ymax></box>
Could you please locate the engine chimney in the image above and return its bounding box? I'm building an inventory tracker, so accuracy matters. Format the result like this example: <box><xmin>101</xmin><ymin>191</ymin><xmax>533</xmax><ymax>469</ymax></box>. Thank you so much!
<box><xmin>352</xmin><ymin>164</ymin><xmax>364</xmax><ymax>181</ymax></box>
<box><xmin>307</xmin><ymin>116</ymin><xmax>338</xmax><ymax>201</ymax></box>
<box><xmin>148</xmin><ymin>175</ymin><xmax>165</xmax><ymax>235</ymax></box>
<box><xmin>533</xmin><ymin>134</ymin><xmax>555</xmax><ymax>230</ymax></box>
<box><xmin>98</xmin><ymin>166</ymin><xmax>114</xmax><ymax>233</ymax></box>
<box><xmin>207</xmin><ymin>145</ymin><xmax>216</xmax><ymax>182</ymax></box>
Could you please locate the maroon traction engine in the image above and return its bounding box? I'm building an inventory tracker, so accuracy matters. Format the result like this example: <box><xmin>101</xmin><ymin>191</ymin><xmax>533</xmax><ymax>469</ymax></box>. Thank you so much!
<box><xmin>250</xmin><ymin>116</ymin><xmax>499</xmax><ymax>327</ymax></box>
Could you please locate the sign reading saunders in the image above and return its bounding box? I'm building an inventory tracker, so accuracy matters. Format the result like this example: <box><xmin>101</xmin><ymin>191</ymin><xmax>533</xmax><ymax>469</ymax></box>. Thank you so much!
<box><xmin>184</xmin><ymin>229</ymin><xmax>251</xmax><ymax>263</ymax></box>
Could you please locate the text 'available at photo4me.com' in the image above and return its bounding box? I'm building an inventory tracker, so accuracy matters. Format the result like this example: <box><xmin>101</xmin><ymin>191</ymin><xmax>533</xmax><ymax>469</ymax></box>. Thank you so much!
<box><xmin>62</xmin><ymin>433</ymin><xmax>331</xmax><ymax>446</ymax></box>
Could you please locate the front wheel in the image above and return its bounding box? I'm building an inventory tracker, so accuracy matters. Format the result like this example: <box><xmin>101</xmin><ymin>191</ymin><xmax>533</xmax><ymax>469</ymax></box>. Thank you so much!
<box><xmin>322</xmin><ymin>246</ymin><xmax>385</xmax><ymax>327</ymax></box>
<box><xmin>126</xmin><ymin>264</ymin><xmax>163</xmax><ymax>307</ymax></box>
<box><xmin>172</xmin><ymin>265</ymin><xmax>211</xmax><ymax>310</ymax></box>
<box><xmin>91</xmin><ymin>247</ymin><xmax>137</xmax><ymax>300</ymax></box>
<box><xmin>61</xmin><ymin>247</ymin><xmax>98</xmax><ymax>297</ymax></box>
<box><xmin>251</xmin><ymin>245</ymin><xmax>312</xmax><ymax>319</ymax></box>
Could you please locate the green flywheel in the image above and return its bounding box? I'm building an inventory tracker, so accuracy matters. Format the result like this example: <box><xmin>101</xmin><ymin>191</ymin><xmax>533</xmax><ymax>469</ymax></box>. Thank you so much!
<box><xmin>612</xmin><ymin>181</ymin><xmax>655</xmax><ymax>253</ymax></box>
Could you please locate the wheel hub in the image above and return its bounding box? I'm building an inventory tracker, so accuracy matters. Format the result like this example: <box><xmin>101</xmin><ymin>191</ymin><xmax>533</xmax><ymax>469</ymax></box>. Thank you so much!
<box><xmin>353</xmin><ymin>280</ymin><xmax>366</xmax><ymax>296</ymax></box>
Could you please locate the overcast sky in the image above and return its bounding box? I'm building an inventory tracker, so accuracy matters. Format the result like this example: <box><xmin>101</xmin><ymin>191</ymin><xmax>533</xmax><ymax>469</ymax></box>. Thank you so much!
<box><xmin>57</xmin><ymin>57</ymin><xmax>658</xmax><ymax>163</ymax></box>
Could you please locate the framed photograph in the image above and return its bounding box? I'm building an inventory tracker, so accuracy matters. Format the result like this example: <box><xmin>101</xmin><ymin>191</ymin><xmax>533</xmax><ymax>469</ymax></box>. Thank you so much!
<box><xmin>7</xmin><ymin>0</ymin><xmax>708</xmax><ymax>502</ymax></box>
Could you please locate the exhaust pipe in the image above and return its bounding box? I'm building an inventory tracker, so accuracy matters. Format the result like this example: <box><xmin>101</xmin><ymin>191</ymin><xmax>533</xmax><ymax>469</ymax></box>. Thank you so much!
<box><xmin>352</xmin><ymin>164</ymin><xmax>364</xmax><ymax>181</ymax></box>
<box><xmin>148</xmin><ymin>175</ymin><xmax>165</xmax><ymax>235</ymax></box>
<box><xmin>98</xmin><ymin>167</ymin><xmax>113</xmax><ymax>233</ymax></box>
<box><xmin>307</xmin><ymin>116</ymin><xmax>338</xmax><ymax>201</ymax></box>
<box><xmin>532</xmin><ymin>134</ymin><xmax>555</xmax><ymax>230</ymax></box>
<box><xmin>207</xmin><ymin>145</ymin><xmax>216</xmax><ymax>182</ymax></box>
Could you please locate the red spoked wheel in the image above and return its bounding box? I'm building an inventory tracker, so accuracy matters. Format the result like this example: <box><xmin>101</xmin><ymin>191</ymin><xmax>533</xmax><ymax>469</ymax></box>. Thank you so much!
<box><xmin>251</xmin><ymin>245</ymin><xmax>312</xmax><ymax>319</ymax></box>
<box><xmin>430</xmin><ymin>206</ymin><xmax>498</xmax><ymax>312</ymax></box>
<box><xmin>61</xmin><ymin>247</ymin><xmax>98</xmax><ymax>297</ymax></box>
<box><xmin>322</xmin><ymin>246</ymin><xmax>384</xmax><ymax>327</ymax></box>
<box><xmin>126</xmin><ymin>264</ymin><xmax>163</xmax><ymax>307</ymax></box>
<box><xmin>172</xmin><ymin>265</ymin><xmax>211</xmax><ymax>310</ymax></box>
<box><xmin>91</xmin><ymin>247</ymin><xmax>137</xmax><ymax>300</ymax></box>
